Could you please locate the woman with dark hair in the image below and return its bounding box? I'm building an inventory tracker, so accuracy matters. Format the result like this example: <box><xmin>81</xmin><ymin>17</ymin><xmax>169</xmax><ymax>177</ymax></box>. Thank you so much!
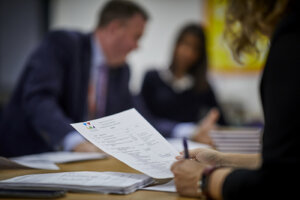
<box><xmin>171</xmin><ymin>0</ymin><xmax>300</xmax><ymax>199</ymax></box>
<box><xmin>139</xmin><ymin>23</ymin><xmax>226</xmax><ymax>145</ymax></box>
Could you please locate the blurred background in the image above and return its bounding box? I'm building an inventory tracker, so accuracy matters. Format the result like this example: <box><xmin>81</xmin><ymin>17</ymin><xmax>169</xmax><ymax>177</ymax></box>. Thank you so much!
<box><xmin>0</xmin><ymin>0</ymin><xmax>266</xmax><ymax>126</ymax></box>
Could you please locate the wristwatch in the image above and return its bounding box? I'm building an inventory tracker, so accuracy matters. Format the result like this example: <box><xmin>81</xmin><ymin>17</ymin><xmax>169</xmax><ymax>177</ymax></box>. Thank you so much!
<box><xmin>200</xmin><ymin>166</ymin><xmax>221</xmax><ymax>200</ymax></box>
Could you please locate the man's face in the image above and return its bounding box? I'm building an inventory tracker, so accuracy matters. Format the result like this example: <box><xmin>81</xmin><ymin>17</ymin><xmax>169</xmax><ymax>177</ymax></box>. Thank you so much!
<box><xmin>111</xmin><ymin>14</ymin><xmax>146</xmax><ymax>65</ymax></box>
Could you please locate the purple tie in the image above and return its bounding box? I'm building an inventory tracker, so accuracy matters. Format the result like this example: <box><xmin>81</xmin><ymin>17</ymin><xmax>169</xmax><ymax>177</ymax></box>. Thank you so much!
<box><xmin>95</xmin><ymin>64</ymin><xmax>108</xmax><ymax>118</ymax></box>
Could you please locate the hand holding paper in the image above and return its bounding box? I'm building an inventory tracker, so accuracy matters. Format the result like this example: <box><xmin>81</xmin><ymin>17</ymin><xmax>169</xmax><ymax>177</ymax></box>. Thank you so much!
<box><xmin>71</xmin><ymin>109</ymin><xmax>179</xmax><ymax>179</ymax></box>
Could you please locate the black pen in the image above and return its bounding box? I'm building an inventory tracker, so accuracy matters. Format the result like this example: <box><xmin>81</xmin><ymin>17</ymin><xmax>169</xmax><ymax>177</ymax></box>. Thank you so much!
<box><xmin>183</xmin><ymin>137</ymin><xmax>189</xmax><ymax>159</ymax></box>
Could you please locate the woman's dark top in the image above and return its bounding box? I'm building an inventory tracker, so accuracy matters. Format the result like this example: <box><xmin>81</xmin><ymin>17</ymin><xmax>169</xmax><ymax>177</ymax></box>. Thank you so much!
<box><xmin>140</xmin><ymin>70</ymin><xmax>225</xmax><ymax>137</ymax></box>
<box><xmin>223</xmin><ymin>2</ymin><xmax>300</xmax><ymax>199</ymax></box>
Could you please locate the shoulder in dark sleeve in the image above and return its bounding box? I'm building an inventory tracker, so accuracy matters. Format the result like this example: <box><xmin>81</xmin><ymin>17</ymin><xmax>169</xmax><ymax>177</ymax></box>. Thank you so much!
<box><xmin>142</xmin><ymin>69</ymin><xmax>160</xmax><ymax>87</ymax></box>
<box><xmin>146</xmin><ymin>69</ymin><xmax>159</xmax><ymax>79</ymax></box>
<box><xmin>141</xmin><ymin>69</ymin><xmax>159</xmax><ymax>90</ymax></box>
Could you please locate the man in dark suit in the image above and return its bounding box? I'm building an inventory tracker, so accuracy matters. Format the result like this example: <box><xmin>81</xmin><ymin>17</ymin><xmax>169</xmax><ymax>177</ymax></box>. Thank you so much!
<box><xmin>0</xmin><ymin>0</ymin><xmax>148</xmax><ymax>157</ymax></box>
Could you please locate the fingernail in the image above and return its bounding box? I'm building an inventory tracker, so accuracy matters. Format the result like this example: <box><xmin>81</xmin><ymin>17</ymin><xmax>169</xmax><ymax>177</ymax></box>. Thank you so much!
<box><xmin>176</xmin><ymin>156</ymin><xmax>183</xmax><ymax>160</ymax></box>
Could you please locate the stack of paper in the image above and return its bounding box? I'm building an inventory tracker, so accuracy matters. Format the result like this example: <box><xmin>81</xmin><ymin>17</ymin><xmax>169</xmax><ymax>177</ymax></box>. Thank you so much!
<box><xmin>210</xmin><ymin>128</ymin><xmax>262</xmax><ymax>154</ymax></box>
<box><xmin>0</xmin><ymin>171</ymin><xmax>153</xmax><ymax>195</ymax></box>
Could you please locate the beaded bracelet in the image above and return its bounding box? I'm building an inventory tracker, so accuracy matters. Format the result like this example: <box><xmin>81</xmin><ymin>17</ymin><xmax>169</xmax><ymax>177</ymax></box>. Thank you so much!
<box><xmin>200</xmin><ymin>166</ymin><xmax>222</xmax><ymax>200</ymax></box>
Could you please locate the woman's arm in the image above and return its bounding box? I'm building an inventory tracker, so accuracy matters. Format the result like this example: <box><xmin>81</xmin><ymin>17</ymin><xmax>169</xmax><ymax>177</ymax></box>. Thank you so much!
<box><xmin>221</xmin><ymin>153</ymin><xmax>261</xmax><ymax>169</ymax></box>
<box><xmin>208</xmin><ymin>168</ymin><xmax>232</xmax><ymax>200</ymax></box>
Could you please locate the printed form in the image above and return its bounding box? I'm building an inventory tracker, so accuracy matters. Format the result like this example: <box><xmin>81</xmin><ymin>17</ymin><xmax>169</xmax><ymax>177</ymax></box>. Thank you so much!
<box><xmin>71</xmin><ymin>109</ymin><xmax>179</xmax><ymax>179</ymax></box>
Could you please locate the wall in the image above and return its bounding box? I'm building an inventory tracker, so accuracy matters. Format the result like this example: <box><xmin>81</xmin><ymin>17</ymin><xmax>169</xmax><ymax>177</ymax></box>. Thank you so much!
<box><xmin>0</xmin><ymin>0</ymin><xmax>47</xmax><ymax>107</ymax></box>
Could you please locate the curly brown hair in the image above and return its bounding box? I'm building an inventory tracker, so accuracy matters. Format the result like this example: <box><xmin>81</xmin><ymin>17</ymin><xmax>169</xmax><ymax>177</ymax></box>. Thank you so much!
<box><xmin>224</xmin><ymin>0</ymin><xmax>290</xmax><ymax>63</ymax></box>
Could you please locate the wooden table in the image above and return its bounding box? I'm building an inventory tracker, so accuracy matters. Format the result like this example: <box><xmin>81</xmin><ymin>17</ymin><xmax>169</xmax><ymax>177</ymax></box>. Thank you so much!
<box><xmin>0</xmin><ymin>157</ymin><xmax>200</xmax><ymax>200</ymax></box>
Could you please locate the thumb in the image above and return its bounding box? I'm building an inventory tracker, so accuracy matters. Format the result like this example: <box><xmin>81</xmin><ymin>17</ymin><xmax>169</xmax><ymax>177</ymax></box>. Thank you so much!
<box><xmin>206</xmin><ymin>108</ymin><xmax>220</xmax><ymax>123</ymax></box>
<box><xmin>200</xmin><ymin>108</ymin><xmax>220</xmax><ymax>129</ymax></box>
<box><xmin>188</xmin><ymin>148</ymin><xmax>206</xmax><ymax>158</ymax></box>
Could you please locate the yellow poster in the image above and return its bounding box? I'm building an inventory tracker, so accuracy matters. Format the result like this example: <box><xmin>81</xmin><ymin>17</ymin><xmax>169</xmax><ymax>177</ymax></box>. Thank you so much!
<box><xmin>205</xmin><ymin>0</ymin><xmax>267</xmax><ymax>73</ymax></box>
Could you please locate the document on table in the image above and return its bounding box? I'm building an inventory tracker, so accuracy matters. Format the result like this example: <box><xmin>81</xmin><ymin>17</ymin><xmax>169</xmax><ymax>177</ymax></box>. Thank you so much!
<box><xmin>71</xmin><ymin>109</ymin><xmax>179</xmax><ymax>179</ymax></box>
<box><xmin>167</xmin><ymin>138</ymin><xmax>211</xmax><ymax>152</ymax></box>
<box><xmin>0</xmin><ymin>171</ymin><xmax>153</xmax><ymax>194</ymax></box>
<box><xmin>11</xmin><ymin>151</ymin><xmax>107</xmax><ymax>164</ymax></box>
<box><xmin>0</xmin><ymin>156</ymin><xmax>59</xmax><ymax>170</ymax></box>
<box><xmin>142</xmin><ymin>180</ymin><xmax>176</xmax><ymax>193</ymax></box>
<box><xmin>1</xmin><ymin>152</ymin><xmax>106</xmax><ymax>170</ymax></box>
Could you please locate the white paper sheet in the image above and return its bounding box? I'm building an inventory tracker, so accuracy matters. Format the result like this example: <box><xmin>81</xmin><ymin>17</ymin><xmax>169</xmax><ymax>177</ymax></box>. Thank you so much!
<box><xmin>142</xmin><ymin>180</ymin><xmax>176</xmax><ymax>193</ymax></box>
<box><xmin>71</xmin><ymin>109</ymin><xmax>179</xmax><ymax>179</ymax></box>
<box><xmin>11</xmin><ymin>152</ymin><xmax>107</xmax><ymax>164</ymax></box>
<box><xmin>167</xmin><ymin>138</ymin><xmax>211</xmax><ymax>152</ymax></box>
<box><xmin>0</xmin><ymin>156</ymin><xmax>59</xmax><ymax>170</ymax></box>
<box><xmin>13</xmin><ymin>160</ymin><xmax>59</xmax><ymax>170</ymax></box>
